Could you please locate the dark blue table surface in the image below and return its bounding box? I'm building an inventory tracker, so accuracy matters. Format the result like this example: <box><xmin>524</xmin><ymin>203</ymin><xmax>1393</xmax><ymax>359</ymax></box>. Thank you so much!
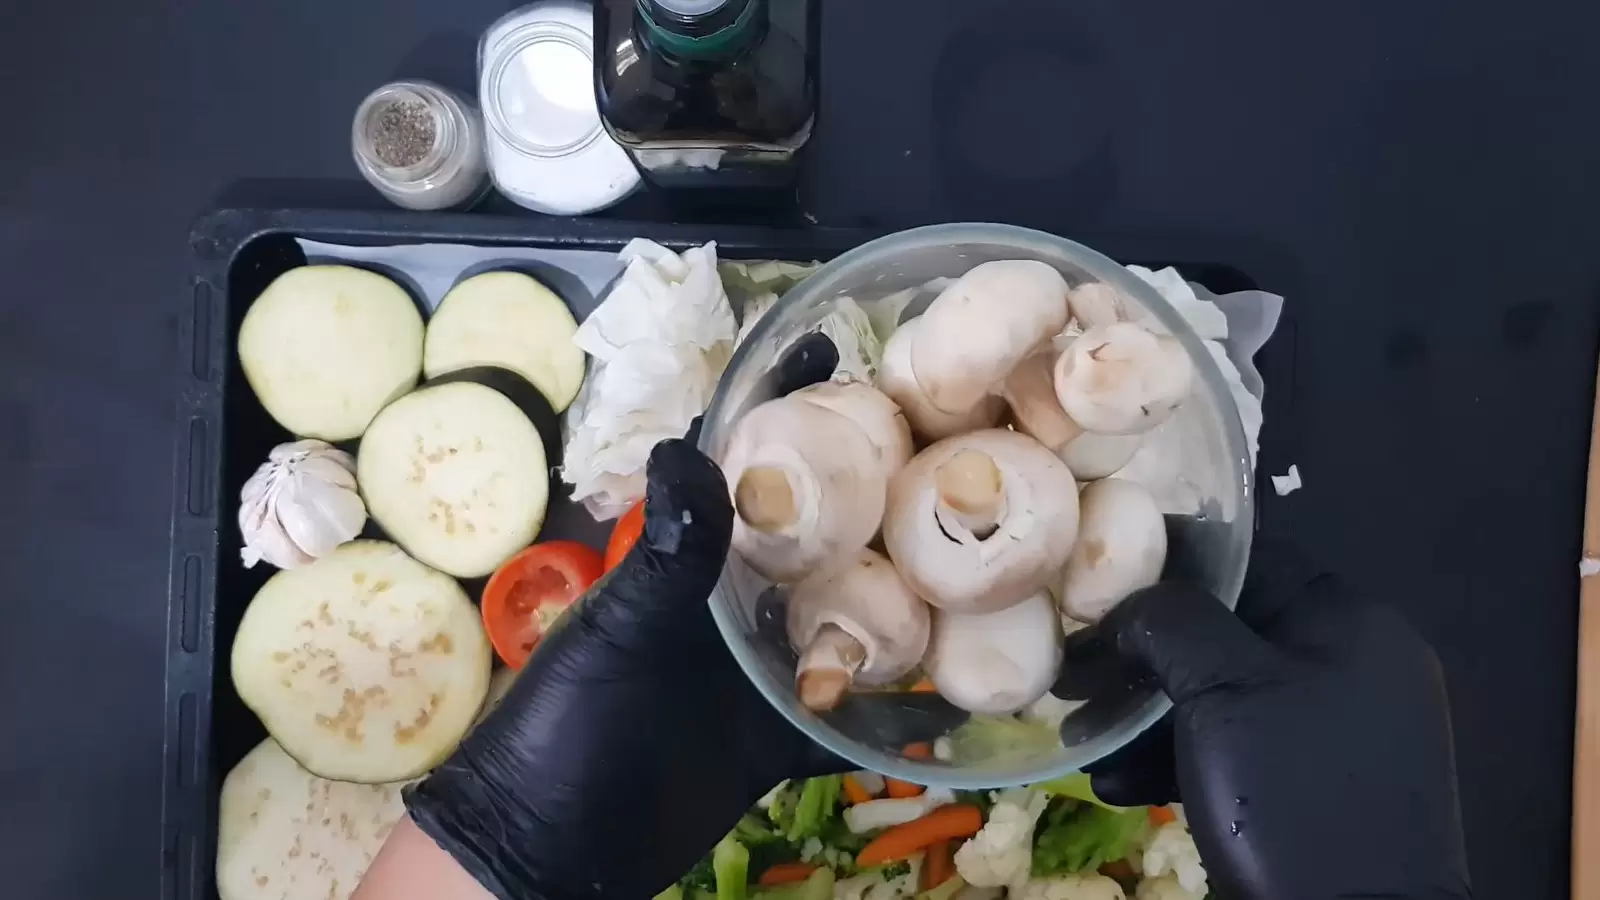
<box><xmin>4</xmin><ymin>1</ymin><xmax>1599</xmax><ymax>897</ymax></box>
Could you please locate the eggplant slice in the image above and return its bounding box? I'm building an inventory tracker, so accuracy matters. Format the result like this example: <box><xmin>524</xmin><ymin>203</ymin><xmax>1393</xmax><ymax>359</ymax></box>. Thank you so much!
<box><xmin>358</xmin><ymin>368</ymin><xmax>556</xmax><ymax>578</ymax></box>
<box><xmin>423</xmin><ymin>270</ymin><xmax>586</xmax><ymax>413</ymax></box>
<box><xmin>231</xmin><ymin>540</ymin><xmax>491</xmax><ymax>783</ymax></box>
<box><xmin>217</xmin><ymin>738</ymin><xmax>407</xmax><ymax>900</ymax></box>
<box><xmin>238</xmin><ymin>265</ymin><xmax>424</xmax><ymax>442</ymax></box>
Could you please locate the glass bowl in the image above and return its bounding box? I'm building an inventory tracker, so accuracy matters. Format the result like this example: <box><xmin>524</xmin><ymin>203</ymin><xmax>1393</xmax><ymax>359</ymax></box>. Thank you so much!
<box><xmin>699</xmin><ymin>223</ymin><xmax>1254</xmax><ymax>788</ymax></box>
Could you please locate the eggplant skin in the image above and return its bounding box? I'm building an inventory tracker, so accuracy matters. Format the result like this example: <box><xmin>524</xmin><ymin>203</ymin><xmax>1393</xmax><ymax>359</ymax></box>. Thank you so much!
<box><xmin>408</xmin><ymin>366</ymin><xmax>563</xmax><ymax>468</ymax></box>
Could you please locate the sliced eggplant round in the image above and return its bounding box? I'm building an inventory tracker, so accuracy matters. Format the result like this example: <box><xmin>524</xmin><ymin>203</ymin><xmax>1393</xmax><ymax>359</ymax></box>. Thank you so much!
<box><xmin>217</xmin><ymin>738</ymin><xmax>406</xmax><ymax>900</ymax></box>
<box><xmin>358</xmin><ymin>368</ymin><xmax>558</xmax><ymax>578</ymax></box>
<box><xmin>423</xmin><ymin>270</ymin><xmax>586</xmax><ymax>413</ymax></box>
<box><xmin>239</xmin><ymin>265</ymin><xmax>424</xmax><ymax>441</ymax></box>
<box><xmin>231</xmin><ymin>540</ymin><xmax>491</xmax><ymax>783</ymax></box>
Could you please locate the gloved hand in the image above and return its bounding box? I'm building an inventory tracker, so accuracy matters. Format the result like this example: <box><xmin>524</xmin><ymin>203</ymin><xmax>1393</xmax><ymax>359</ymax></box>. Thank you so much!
<box><xmin>1088</xmin><ymin>543</ymin><xmax>1472</xmax><ymax>900</ymax></box>
<box><xmin>405</xmin><ymin>335</ymin><xmax>842</xmax><ymax>900</ymax></box>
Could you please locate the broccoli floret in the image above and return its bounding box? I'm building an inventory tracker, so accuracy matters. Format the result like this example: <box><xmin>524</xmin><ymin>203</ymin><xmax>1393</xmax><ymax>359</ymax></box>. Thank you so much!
<box><xmin>873</xmin><ymin>861</ymin><xmax>912</xmax><ymax>881</ymax></box>
<box><xmin>679</xmin><ymin>854</ymin><xmax>717</xmax><ymax>892</ymax></box>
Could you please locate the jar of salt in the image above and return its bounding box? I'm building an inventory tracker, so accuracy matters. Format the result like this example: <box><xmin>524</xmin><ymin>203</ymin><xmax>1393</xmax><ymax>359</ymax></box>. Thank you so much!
<box><xmin>352</xmin><ymin>80</ymin><xmax>491</xmax><ymax>211</ymax></box>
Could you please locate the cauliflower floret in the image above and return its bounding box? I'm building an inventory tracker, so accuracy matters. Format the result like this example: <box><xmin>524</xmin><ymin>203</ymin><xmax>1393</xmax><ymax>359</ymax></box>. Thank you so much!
<box><xmin>835</xmin><ymin>874</ymin><xmax>878</xmax><ymax>900</ymax></box>
<box><xmin>1140</xmin><ymin>822</ymin><xmax>1207</xmax><ymax>896</ymax></box>
<box><xmin>953</xmin><ymin>789</ymin><xmax>1049</xmax><ymax>889</ymax></box>
<box><xmin>1012</xmin><ymin>873</ymin><xmax>1126</xmax><ymax>900</ymax></box>
<box><xmin>1134</xmin><ymin>874</ymin><xmax>1205</xmax><ymax>900</ymax></box>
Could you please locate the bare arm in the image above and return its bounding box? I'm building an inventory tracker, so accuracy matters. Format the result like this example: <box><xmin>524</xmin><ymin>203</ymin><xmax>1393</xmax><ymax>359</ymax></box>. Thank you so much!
<box><xmin>353</xmin><ymin>816</ymin><xmax>496</xmax><ymax>900</ymax></box>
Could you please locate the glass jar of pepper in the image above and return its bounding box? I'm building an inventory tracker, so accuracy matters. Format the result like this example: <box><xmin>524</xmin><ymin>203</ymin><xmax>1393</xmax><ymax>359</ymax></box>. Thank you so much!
<box><xmin>351</xmin><ymin>80</ymin><xmax>491</xmax><ymax>210</ymax></box>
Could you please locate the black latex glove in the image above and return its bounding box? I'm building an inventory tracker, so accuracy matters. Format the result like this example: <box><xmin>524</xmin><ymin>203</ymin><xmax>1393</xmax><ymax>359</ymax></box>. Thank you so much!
<box><xmin>404</xmin><ymin>334</ymin><xmax>841</xmax><ymax>900</ymax></box>
<box><xmin>1088</xmin><ymin>544</ymin><xmax>1472</xmax><ymax>900</ymax></box>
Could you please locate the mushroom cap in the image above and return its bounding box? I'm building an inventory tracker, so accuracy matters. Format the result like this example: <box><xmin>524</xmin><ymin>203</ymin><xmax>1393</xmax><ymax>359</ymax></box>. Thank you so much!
<box><xmin>1053</xmin><ymin>322</ymin><xmax>1194</xmax><ymax>435</ymax></box>
<box><xmin>883</xmin><ymin>429</ymin><xmax>1080</xmax><ymax>614</ymax></box>
<box><xmin>722</xmin><ymin>395</ymin><xmax>887</xmax><ymax>583</ymax></box>
<box><xmin>1058</xmin><ymin>431</ymin><xmax>1143</xmax><ymax>481</ymax></box>
<box><xmin>787</xmin><ymin>548</ymin><xmax>931</xmax><ymax>686</ymax></box>
<box><xmin>878</xmin><ymin>318</ymin><xmax>1005</xmax><ymax>441</ymax></box>
<box><xmin>1066</xmin><ymin>281</ymin><xmax>1127</xmax><ymax>330</ymax></box>
<box><xmin>910</xmin><ymin>260</ymin><xmax>1072</xmax><ymax>414</ymax></box>
<box><xmin>1000</xmin><ymin>349</ymin><xmax>1083</xmax><ymax>453</ymax></box>
<box><xmin>1059</xmin><ymin>477</ymin><xmax>1167</xmax><ymax>623</ymax></box>
<box><xmin>924</xmin><ymin>590</ymin><xmax>1063</xmax><ymax>715</ymax></box>
<box><xmin>793</xmin><ymin>380</ymin><xmax>914</xmax><ymax>482</ymax></box>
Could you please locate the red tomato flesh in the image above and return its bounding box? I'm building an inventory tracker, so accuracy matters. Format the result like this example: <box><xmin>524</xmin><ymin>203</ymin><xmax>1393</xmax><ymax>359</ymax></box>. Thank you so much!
<box><xmin>604</xmin><ymin>500</ymin><xmax>646</xmax><ymax>571</ymax></box>
<box><xmin>482</xmin><ymin>541</ymin><xmax>604</xmax><ymax>668</ymax></box>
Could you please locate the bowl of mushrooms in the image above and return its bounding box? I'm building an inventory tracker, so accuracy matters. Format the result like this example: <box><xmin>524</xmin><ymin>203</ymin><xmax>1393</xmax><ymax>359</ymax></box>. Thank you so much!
<box><xmin>700</xmin><ymin>223</ymin><xmax>1253</xmax><ymax>788</ymax></box>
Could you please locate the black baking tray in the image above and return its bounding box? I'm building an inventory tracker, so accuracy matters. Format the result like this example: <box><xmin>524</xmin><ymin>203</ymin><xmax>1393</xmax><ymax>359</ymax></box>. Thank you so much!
<box><xmin>164</xmin><ymin>207</ymin><xmax>1283</xmax><ymax>900</ymax></box>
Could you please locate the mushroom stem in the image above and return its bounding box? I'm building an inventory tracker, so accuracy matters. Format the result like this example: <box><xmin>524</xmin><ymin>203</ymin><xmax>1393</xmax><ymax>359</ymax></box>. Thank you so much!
<box><xmin>734</xmin><ymin>466</ymin><xmax>799</xmax><ymax>533</ymax></box>
<box><xmin>935</xmin><ymin>450</ymin><xmax>1004</xmax><ymax>539</ymax></box>
<box><xmin>796</xmin><ymin>623</ymin><xmax>867</xmax><ymax>711</ymax></box>
<box><xmin>1000</xmin><ymin>349</ymin><xmax>1084</xmax><ymax>453</ymax></box>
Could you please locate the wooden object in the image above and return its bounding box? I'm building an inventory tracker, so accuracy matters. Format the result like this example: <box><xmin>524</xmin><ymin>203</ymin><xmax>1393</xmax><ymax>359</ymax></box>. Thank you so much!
<box><xmin>1574</xmin><ymin>355</ymin><xmax>1600</xmax><ymax>900</ymax></box>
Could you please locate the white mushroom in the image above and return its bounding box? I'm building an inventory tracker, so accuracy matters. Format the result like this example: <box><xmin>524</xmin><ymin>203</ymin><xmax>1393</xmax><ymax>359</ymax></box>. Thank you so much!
<box><xmin>883</xmin><ymin>429</ymin><xmax>1079</xmax><ymax>614</ymax></box>
<box><xmin>1053</xmin><ymin>322</ymin><xmax>1194</xmax><ymax>435</ymax></box>
<box><xmin>787</xmin><ymin>549</ymin><xmax>931</xmax><ymax>711</ymax></box>
<box><xmin>1059</xmin><ymin>478</ymin><xmax>1167</xmax><ymax>623</ymax></box>
<box><xmin>1067</xmin><ymin>281</ymin><xmax>1127</xmax><ymax>330</ymax></box>
<box><xmin>924</xmin><ymin>591</ymin><xmax>1063</xmax><ymax>715</ymax></box>
<box><xmin>1058</xmin><ymin>432</ymin><xmax>1143</xmax><ymax>480</ymax></box>
<box><xmin>910</xmin><ymin>260</ymin><xmax>1072</xmax><ymax>414</ymax></box>
<box><xmin>1000</xmin><ymin>349</ymin><xmax>1083</xmax><ymax>453</ymax></box>
<box><xmin>792</xmin><ymin>380</ymin><xmax>913</xmax><ymax>481</ymax></box>
<box><xmin>722</xmin><ymin>395</ymin><xmax>887</xmax><ymax>583</ymax></box>
<box><xmin>878</xmin><ymin>317</ymin><xmax>1006</xmax><ymax>441</ymax></box>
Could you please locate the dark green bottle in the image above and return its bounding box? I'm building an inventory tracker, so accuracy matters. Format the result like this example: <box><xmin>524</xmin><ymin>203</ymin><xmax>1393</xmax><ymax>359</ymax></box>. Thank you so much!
<box><xmin>594</xmin><ymin>0</ymin><xmax>819</xmax><ymax>190</ymax></box>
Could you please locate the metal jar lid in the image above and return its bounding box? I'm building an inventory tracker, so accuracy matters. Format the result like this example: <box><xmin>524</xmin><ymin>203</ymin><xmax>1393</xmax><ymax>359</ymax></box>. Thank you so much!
<box><xmin>479</xmin><ymin>0</ymin><xmax>640</xmax><ymax>215</ymax></box>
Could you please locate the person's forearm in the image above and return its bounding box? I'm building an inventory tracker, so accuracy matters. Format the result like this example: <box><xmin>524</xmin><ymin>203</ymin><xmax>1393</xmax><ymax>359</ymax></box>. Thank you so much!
<box><xmin>354</xmin><ymin>815</ymin><xmax>496</xmax><ymax>900</ymax></box>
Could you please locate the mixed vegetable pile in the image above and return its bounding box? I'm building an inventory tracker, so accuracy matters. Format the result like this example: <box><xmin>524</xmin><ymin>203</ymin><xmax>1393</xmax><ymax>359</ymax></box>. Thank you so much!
<box><xmin>664</xmin><ymin>769</ymin><xmax>1209</xmax><ymax>900</ymax></box>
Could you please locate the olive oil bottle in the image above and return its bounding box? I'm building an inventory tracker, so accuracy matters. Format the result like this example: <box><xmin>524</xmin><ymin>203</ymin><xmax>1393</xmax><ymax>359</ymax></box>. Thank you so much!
<box><xmin>594</xmin><ymin>0</ymin><xmax>819</xmax><ymax>190</ymax></box>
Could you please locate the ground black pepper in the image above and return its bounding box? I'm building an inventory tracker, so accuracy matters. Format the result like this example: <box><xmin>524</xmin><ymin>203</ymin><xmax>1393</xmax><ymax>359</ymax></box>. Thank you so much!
<box><xmin>370</xmin><ymin>100</ymin><xmax>438</xmax><ymax>168</ymax></box>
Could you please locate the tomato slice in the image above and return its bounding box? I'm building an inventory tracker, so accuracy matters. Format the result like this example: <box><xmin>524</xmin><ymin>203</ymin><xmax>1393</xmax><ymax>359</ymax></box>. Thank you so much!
<box><xmin>481</xmin><ymin>541</ymin><xmax>604</xmax><ymax>668</ymax></box>
<box><xmin>603</xmin><ymin>500</ymin><xmax>646</xmax><ymax>571</ymax></box>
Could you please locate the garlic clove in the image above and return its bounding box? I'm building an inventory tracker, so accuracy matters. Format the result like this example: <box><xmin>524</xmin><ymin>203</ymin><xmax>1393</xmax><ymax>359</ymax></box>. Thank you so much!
<box><xmin>279</xmin><ymin>476</ymin><xmax>368</xmax><ymax>559</ymax></box>
<box><xmin>293</xmin><ymin>454</ymin><xmax>359</xmax><ymax>490</ymax></box>
<box><xmin>239</xmin><ymin>502</ymin><xmax>316</xmax><ymax>569</ymax></box>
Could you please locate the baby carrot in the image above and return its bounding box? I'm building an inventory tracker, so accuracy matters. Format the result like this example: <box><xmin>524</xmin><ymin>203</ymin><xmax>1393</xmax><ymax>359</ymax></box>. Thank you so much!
<box><xmin>885</xmin><ymin>777</ymin><xmax>925</xmax><ymax>799</ymax></box>
<box><xmin>921</xmin><ymin>840</ymin><xmax>955</xmax><ymax>890</ymax></box>
<box><xmin>902</xmin><ymin>743</ymin><xmax>933</xmax><ymax>760</ymax></box>
<box><xmin>1148</xmin><ymin>805</ymin><xmax>1177</xmax><ymax>826</ymax></box>
<box><xmin>758</xmin><ymin>862</ymin><xmax>819</xmax><ymax>886</ymax></box>
<box><xmin>842</xmin><ymin>774</ymin><xmax>874</xmax><ymax>805</ymax></box>
<box><xmin>857</xmin><ymin>805</ymin><xmax>983</xmax><ymax>867</ymax></box>
<box><xmin>908</xmin><ymin>678</ymin><xmax>937</xmax><ymax>693</ymax></box>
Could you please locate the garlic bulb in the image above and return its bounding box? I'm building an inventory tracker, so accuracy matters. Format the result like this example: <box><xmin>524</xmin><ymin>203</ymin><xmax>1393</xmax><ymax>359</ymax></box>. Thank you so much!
<box><xmin>239</xmin><ymin>440</ymin><xmax>367</xmax><ymax>569</ymax></box>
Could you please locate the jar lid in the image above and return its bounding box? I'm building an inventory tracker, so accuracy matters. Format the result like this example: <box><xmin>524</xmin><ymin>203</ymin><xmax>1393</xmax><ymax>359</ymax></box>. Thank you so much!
<box><xmin>486</xmin><ymin>21</ymin><xmax>601</xmax><ymax>155</ymax></box>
